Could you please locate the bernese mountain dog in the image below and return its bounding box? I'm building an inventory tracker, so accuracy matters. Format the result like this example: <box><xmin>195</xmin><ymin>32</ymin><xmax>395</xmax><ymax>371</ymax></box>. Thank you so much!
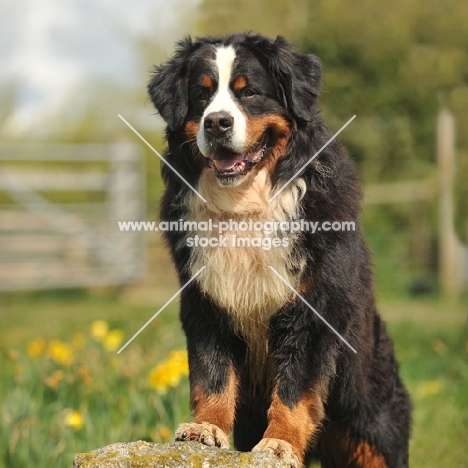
<box><xmin>147</xmin><ymin>33</ymin><xmax>411</xmax><ymax>468</ymax></box>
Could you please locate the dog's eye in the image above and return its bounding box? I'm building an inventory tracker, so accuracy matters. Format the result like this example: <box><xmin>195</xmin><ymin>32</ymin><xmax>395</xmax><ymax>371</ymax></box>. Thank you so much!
<box><xmin>242</xmin><ymin>89</ymin><xmax>256</xmax><ymax>98</ymax></box>
<box><xmin>197</xmin><ymin>90</ymin><xmax>209</xmax><ymax>102</ymax></box>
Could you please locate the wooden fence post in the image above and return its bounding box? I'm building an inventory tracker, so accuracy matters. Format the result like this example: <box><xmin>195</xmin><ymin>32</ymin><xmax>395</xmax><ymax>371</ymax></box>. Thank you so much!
<box><xmin>437</xmin><ymin>109</ymin><xmax>460</xmax><ymax>300</ymax></box>
<box><xmin>108</xmin><ymin>141</ymin><xmax>146</xmax><ymax>281</ymax></box>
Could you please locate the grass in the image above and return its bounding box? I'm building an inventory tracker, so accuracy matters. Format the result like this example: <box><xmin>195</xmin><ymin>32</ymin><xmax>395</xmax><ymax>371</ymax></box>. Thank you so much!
<box><xmin>390</xmin><ymin>322</ymin><xmax>468</xmax><ymax>466</ymax></box>
<box><xmin>0</xmin><ymin>290</ymin><xmax>467</xmax><ymax>468</ymax></box>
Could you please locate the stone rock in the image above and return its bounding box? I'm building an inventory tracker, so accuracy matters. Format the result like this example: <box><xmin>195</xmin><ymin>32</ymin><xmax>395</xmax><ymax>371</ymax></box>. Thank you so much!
<box><xmin>72</xmin><ymin>440</ymin><xmax>290</xmax><ymax>468</ymax></box>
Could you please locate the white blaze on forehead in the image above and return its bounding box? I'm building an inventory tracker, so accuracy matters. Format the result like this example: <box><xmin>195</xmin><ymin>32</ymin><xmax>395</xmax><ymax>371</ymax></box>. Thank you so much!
<box><xmin>197</xmin><ymin>45</ymin><xmax>247</xmax><ymax>156</ymax></box>
<box><xmin>216</xmin><ymin>45</ymin><xmax>236</xmax><ymax>94</ymax></box>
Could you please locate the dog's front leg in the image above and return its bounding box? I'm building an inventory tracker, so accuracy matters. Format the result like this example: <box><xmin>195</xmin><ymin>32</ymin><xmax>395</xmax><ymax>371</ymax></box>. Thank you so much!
<box><xmin>175</xmin><ymin>288</ymin><xmax>240</xmax><ymax>449</ymax></box>
<box><xmin>252</xmin><ymin>385</ymin><xmax>325</xmax><ymax>468</ymax></box>
<box><xmin>252</xmin><ymin>301</ymin><xmax>338</xmax><ymax>467</ymax></box>
<box><xmin>175</xmin><ymin>367</ymin><xmax>237</xmax><ymax>449</ymax></box>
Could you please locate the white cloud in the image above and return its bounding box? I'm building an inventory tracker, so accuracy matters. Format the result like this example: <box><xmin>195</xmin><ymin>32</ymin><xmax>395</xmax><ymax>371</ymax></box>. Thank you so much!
<box><xmin>0</xmin><ymin>0</ymin><xmax>198</xmax><ymax>136</ymax></box>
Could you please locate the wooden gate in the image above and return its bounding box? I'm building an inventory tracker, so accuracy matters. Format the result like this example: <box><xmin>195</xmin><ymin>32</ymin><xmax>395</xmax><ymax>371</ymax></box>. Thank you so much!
<box><xmin>0</xmin><ymin>142</ymin><xmax>145</xmax><ymax>291</ymax></box>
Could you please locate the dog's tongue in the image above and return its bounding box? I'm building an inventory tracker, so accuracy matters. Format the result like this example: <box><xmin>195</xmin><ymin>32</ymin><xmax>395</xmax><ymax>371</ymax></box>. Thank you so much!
<box><xmin>211</xmin><ymin>149</ymin><xmax>245</xmax><ymax>171</ymax></box>
<box><xmin>214</xmin><ymin>158</ymin><xmax>244</xmax><ymax>171</ymax></box>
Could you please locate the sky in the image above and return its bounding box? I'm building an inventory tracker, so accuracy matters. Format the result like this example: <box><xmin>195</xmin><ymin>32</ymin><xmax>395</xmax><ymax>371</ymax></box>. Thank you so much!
<box><xmin>0</xmin><ymin>0</ymin><xmax>198</xmax><ymax>136</ymax></box>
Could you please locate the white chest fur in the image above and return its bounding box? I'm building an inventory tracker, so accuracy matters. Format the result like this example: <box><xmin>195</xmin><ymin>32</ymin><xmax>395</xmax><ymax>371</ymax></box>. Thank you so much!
<box><xmin>181</xmin><ymin>168</ymin><xmax>306</xmax><ymax>339</ymax></box>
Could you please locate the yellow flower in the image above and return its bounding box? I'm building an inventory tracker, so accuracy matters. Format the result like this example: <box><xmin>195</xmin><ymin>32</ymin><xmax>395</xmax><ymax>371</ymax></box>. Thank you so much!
<box><xmin>44</xmin><ymin>370</ymin><xmax>65</xmax><ymax>390</ymax></box>
<box><xmin>90</xmin><ymin>320</ymin><xmax>109</xmax><ymax>341</ymax></box>
<box><xmin>149</xmin><ymin>426</ymin><xmax>172</xmax><ymax>442</ymax></box>
<box><xmin>48</xmin><ymin>340</ymin><xmax>74</xmax><ymax>366</ymax></box>
<box><xmin>103</xmin><ymin>329</ymin><xmax>125</xmax><ymax>352</ymax></box>
<box><xmin>165</xmin><ymin>361</ymin><xmax>182</xmax><ymax>388</ymax></box>
<box><xmin>27</xmin><ymin>338</ymin><xmax>47</xmax><ymax>358</ymax></box>
<box><xmin>418</xmin><ymin>380</ymin><xmax>442</xmax><ymax>397</ymax></box>
<box><xmin>168</xmin><ymin>350</ymin><xmax>189</xmax><ymax>375</ymax></box>
<box><xmin>64</xmin><ymin>410</ymin><xmax>85</xmax><ymax>431</ymax></box>
<box><xmin>148</xmin><ymin>350</ymin><xmax>189</xmax><ymax>393</ymax></box>
<box><xmin>159</xmin><ymin>426</ymin><xmax>172</xmax><ymax>441</ymax></box>
<box><xmin>149</xmin><ymin>364</ymin><xmax>169</xmax><ymax>394</ymax></box>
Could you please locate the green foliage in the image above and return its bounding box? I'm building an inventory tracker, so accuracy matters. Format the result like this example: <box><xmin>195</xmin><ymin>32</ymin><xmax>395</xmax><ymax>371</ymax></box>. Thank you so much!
<box><xmin>299</xmin><ymin>0</ymin><xmax>468</xmax><ymax>179</ymax></box>
<box><xmin>196</xmin><ymin>0</ymin><xmax>308</xmax><ymax>40</ymax></box>
<box><xmin>0</xmin><ymin>294</ymin><xmax>189</xmax><ymax>468</ymax></box>
<box><xmin>389</xmin><ymin>321</ymin><xmax>468</xmax><ymax>467</ymax></box>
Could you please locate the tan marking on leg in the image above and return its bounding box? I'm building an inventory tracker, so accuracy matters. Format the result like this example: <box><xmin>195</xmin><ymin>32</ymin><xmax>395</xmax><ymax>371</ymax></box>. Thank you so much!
<box><xmin>321</xmin><ymin>424</ymin><xmax>388</xmax><ymax>468</ymax></box>
<box><xmin>254</xmin><ymin>387</ymin><xmax>325</xmax><ymax>466</ymax></box>
<box><xmin>351</xmin><ymin>441</ymin><xmax>388</xmax><ymax>467</ymax></box>
<box><xmin>191</xmin><ymin>368</ymin><xmax>238</xmax><ymax>436</ymax></box>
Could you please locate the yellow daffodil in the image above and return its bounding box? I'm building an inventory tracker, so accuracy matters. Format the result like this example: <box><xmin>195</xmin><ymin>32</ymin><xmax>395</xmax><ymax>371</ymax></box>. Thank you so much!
<box><xmin>159</xmin><ymin>426</ymin><xmax>171</xmax><ymax>441</ymax></box>
<box><xmin>164</xmin><ymin>361</ymin><xmax>181</xmax><ymax>388</ymax></box>
<box><xmin>90</xmin><ymin>320</ymin><xmax>109</xmax><ymax>341</ymax></box>
<box><xmin>418</xmin><ymin>380</ymin><xmax>442</xmax><ymax>397</ymax></box>
<box><xmin>168</xmin><ymin>350</ymin><xmax>189</xmax><ymax>375</ymax></box>
<box><xmin>149</xmin><ymin>364</ymin><xmax>169</xmax><ymax>394</ymax></box>
<box><xmin>148</xmin><ymin>350</ymin><xmax>189</xmax><ymax>393</ymax></box>
<box><xmin>27</xmin><ymin>338</ymin><xmax>46</xmax><ymax>358</ymax></box>
<box><xmin>64</xmin><ymin>410</ymin><xmax>85</xmax><ymax>431</ymax></box>
<box><xmin>48</xmin><ymin>340</ymin><xmax>74</xmax><ymax>366</ymax></box>
<box><xmin>103</xmin><ymin>329</ymin><xmax>125</xmax><ymax>352</ymax></box>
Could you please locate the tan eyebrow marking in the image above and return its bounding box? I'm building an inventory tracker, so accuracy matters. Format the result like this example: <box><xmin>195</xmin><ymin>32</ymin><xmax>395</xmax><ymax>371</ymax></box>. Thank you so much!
<box><xmin>202</xmin><ymin>75</ymin><xmax>213</xmax><ymax>89</ymax></box>
<box><xmin>233</xmin><ymin>75</ymin><xmax>248</xmax><ymax>92</ymax></box>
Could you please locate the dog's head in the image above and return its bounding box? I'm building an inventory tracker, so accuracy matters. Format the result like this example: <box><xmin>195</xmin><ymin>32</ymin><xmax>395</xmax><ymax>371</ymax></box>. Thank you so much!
<box><xmin>148</xmin><ymin>33</ymin><xmax>321</xmax><ymax>186</ymax></box>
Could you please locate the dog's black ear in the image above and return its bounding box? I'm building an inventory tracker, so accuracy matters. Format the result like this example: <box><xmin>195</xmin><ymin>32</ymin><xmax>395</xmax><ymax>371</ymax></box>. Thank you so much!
<box><xmin>274</xmin><ymin>36</ymin><xmax>321</xmax><ymax>122</ymax></box>
<box><xmin>245</xmin><ymin>35</ymin><xmax>321</xmax><ymax>122</ymax></box>
<box><xmin>147</xmin><ymin>37</ymin><xmax>197</xmax><ymax>131</ymax></box>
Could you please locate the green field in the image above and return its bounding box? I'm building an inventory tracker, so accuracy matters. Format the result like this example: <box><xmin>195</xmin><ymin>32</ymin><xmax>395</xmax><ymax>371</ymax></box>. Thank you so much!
<box><xmin>0</xmin><ymin>290</ymin><xmax>467</xmax><ymax>468</ymax></box>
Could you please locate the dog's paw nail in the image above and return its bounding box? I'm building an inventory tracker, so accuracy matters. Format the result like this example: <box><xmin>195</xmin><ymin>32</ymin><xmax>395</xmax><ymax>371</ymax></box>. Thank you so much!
<box><xmin>216</xmin><ymin>440</ymin><xmax>221</xmax><ymax>448</ymax></box>
<box><xmin>200</xmin><ymin>435</ymin><xmax>205</xmax><ymax>443</ymax></box>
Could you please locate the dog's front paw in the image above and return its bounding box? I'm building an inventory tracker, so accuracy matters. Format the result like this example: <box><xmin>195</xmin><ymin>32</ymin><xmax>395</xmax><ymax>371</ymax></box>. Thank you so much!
<box><xmin>175</xmin><ymin>422</ymin><xmax>230</xmax><ymax>449</ymax></box>
<box><xmin>252</xmin><ymin>438</ymin><xmax>301</xmax><ymax>468</ymax></box>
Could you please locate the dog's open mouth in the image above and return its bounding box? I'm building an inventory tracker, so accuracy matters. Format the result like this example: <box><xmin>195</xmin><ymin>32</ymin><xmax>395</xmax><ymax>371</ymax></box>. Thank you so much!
<box><xmin>206</xmin><ymin>135</ymin><xmax>267</xmax><ymax>178</ymax></box>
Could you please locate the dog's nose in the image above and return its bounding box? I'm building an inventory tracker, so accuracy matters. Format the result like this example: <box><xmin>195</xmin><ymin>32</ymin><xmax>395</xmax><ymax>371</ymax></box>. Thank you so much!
<box><xmin>204</xmin><ymin>111</ymin><xmax>233</xmax><ymax>137</ymax></box>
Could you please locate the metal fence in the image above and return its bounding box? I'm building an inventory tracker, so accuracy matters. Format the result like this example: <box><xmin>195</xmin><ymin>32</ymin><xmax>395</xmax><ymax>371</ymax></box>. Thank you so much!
<box><xmin>0</xmin><ymin>142</ymin><xmax>145</xmax><ymax>291</ymax></box>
